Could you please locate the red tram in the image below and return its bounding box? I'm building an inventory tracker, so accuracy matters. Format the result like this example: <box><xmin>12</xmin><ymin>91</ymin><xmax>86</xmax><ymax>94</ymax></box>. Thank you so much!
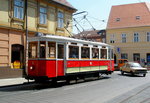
<box><xmin>26</xmin><ymin>34</ymin><xmax>114</xmax><ymax>82</ymax></box>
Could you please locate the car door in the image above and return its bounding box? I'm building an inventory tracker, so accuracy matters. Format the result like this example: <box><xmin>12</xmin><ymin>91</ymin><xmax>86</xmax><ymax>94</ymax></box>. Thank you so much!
<box><xmin>125</xmin><ymin>64</ymin><xmax>131</xmax><ymax>72</ymax></box>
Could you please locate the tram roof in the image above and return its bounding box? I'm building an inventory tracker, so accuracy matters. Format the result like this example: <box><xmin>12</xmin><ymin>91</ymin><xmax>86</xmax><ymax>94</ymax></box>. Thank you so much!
<box><xmin>28</xmin><ymin>35</ymin><xmax>113</xmax><ymax>47</ymax></box>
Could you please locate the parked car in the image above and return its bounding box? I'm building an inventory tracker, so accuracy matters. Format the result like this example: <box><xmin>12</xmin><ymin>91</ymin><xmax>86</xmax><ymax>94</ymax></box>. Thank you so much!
<box><xmin>120</xmin><ymin>62</ymin><xmax>147</xmax><ymax>77</ymax></box>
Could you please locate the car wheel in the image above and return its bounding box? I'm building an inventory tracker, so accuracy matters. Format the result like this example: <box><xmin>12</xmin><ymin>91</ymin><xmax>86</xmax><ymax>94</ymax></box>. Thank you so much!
<box><xmin>121</xmin><ymin>70</ymin><xmax>124</xmax><ymax>75</ymax></box>
<box><xmin>143</xmin><ymin>74</ymin><xmax>146</xmax><ymax>77</ymax></box>
<box><xmin>131</xmin><ymin>71</ymin><xmax>134</xmax><ymax>76</ymax></box>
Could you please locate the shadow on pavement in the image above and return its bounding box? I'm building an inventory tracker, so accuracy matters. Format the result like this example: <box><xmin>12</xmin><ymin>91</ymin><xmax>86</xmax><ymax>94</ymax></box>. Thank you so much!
<box><xmin>0</xmin><ymin>76</ymin><xmax>110</xmax><ymax>92</ymax></box>
<box><xmin>118</xmin><ymin>73</ymin><xmax>145</xmax><ymax>77</ymax></box>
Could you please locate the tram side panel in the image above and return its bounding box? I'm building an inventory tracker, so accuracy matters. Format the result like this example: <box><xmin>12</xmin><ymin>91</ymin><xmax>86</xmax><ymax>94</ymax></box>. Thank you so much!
<box><xmin>28</xmin><ymin>60</ymin><xmax>47</xmax><ymax>77</ymax></box>
<box><xmin>90</xmin><ymin>61</ymin><xmax>100</xmax><ymax>71</ymax></box>
<box><xmin>66</xmin><ymin>60</ymin><xmax>114</xmax><ymax>75</ymax></box>
<box><xmin>46</xmin><ymin>60</ymin><xmax>57</xmax><ymax>78</ymax></box>
<box><xmin>80</xmin><ymin>61</ymin><xmax>91</xmax><ymax>72</ymax></box>
<box><xmin>57</xmin><ymin>60</ymin><xmax>64</xmax><ymax>76</ymax></box>
<box><xmin>66</xmin><ymin>61</ymin><xmax>80</xmax><ymax>73</ymax></box>
<box><xmin>99</xmin><ymin>60</ymin><xmax>114</xmax><ymax>72</ymax></box>
<box><xmin>28</xmin><ymin>60</ymin><xmax>114</xmax><ymax>79</ymax></box>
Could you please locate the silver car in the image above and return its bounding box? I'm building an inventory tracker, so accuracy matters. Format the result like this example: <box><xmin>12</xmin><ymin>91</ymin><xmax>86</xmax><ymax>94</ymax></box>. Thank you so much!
<box><xmin>120</xmin><ymin>62</ymin><xmax>147</xmax><ymax>77</ymax></box>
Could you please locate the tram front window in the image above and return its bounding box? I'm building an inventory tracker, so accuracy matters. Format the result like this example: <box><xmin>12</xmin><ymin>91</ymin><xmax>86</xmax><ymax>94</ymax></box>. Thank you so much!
<box><xmin>58</xmin><ymin>44</ymin><xmax>64</xmax><ymax>59</ymax></box>
<box><xmin>48</xmin><ymin>42</ymin><xmax>56</xmax><ymax>58</ymax></box>
<box><xmin>40</xmin><ymin>41</ymin><xmax>46</xmax><ymax>58</ymax></box>
<box><xmin>28</xmin><ymin>42</ymin><xmax>38</xmax><ymax>58</ymax></box>
<box><xmin>69</xmin><ymin>46</ymin><xmax>79</xmax><ymax>59</ymax></box>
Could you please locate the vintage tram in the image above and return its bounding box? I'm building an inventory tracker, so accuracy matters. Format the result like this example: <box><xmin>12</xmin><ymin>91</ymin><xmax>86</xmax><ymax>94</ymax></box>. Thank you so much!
<box><xmin>26</xmin><ymin>34</ymin><xmax>114</xmax><ymax>82</ymax></box>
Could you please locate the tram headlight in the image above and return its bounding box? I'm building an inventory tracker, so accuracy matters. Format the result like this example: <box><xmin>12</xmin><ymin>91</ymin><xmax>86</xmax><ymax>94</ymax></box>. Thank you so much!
<box><xmin>30</xmin><ymin>66</ymin><xmax>33</xmax><ymax>70</ymax></box>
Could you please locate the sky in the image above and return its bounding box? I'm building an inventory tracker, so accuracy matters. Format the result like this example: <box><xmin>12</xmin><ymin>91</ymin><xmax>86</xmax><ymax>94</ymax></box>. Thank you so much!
<box><xmin>67</xmin><ymin>0</ymin><xmax>150</xmax><ymax>34</ymax></box>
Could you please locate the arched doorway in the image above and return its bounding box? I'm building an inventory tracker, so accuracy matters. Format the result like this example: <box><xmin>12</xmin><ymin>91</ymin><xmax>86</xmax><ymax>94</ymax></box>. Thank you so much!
<box><xmin>11</xmin><ymin>44</ymin><xmax>24</xmax><ymax>69</ymax></box>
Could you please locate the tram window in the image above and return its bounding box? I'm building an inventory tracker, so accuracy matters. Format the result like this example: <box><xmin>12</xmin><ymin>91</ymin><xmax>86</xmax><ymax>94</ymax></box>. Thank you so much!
<box><xmin>69</xmin><ymin>46</ymin><xmax>79</xmax><ymax>59</ymax></box>
<box><xmin>39</xmin><ymin>41</ymin><xmax>46</xmax><ymax>58</ymax></box>
<box><xmin>109</xmin><ymin>49</ymin><xmax>114</xmax><ymax>59</ymax></box>
<box><xmin>108</xmin><ymin>49</ymin><xmax>111</xmax><ymax>59</ymax></box>
<box><xmin>92</xmin><ymin>48</ymin><xmax>99</xmax><ymax>59</ymax></box>
<box><xmin>48</xmin><ymin>42</ymin><xmax>56</xmax><ymax>58</ymax></box>
<box><xmin>81</xmin><ymin>47</ymin><xmax>90</xmax><ymax>59</ymax></box>
<box><xmin>58</xmin><ymin>44</ymin><xmax>64</xmax><ymax>59</ymax></box>
<box><xmin>111</xmin><ymin>49</ymin><xmax>114</xmax><ymax>59</ymax></box>
<box><xmin>28</xmin><ymin>42</ymin><xmax>38</xmax><ymax>58</ymax></box>
<box><xmin>101</xmin><ymin>49</ymin><xmax>107</xmax><ymax>59</ymax></box>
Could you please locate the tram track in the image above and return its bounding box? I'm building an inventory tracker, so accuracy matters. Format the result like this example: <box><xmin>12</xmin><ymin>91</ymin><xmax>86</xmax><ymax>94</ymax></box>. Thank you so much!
<box><xmin>119</xmin><ymin>86</ymin><xmax>150</xmax><ymax>103</ymax></box>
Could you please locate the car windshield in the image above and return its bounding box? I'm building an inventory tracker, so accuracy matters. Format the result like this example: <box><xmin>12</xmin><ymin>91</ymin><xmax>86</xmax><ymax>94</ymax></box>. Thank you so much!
<box><xmin>130</xmin><ymin>63</ymin><xmax>142</xmax><ymax>67</ymax></box>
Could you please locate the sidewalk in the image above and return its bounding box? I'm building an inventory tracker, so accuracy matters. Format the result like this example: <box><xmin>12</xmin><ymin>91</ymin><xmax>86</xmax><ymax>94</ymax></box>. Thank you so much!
<box><xmin>0</xmin><ymin>77</ymin><xmax>28</xmax><ymax>87</ymax></box>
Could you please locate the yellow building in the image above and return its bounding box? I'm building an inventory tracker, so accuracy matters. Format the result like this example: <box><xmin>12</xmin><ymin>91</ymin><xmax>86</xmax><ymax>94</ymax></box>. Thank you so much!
<box><xmin>106</xmin><ymin>2</ymin><xmax>150</xmax><ymax>66</ymax></box>
<box><xmin>0</xmin><ymin>0</ymin><xmax>76</xmax><ymax>71</ymax></box>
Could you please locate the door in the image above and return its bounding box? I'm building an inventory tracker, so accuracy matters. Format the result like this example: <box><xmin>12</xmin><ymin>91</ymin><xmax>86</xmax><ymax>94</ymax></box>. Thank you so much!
<box><xmin>57</xmin><ymin>43</ymin><xmax>65</xmax><ymax>76</ymax></box>
<box><xmin>147</xmin><ymin>54</ymin><xmax>150</xmax><ymax>67</ymax></box>
<box><xmin>147</xmin><ymin>54</ymin><xmax>150</xmax><ymax>63</ymax></box>
<box><xmin>11</xmin><ymin>44</ymin><xmax>24</xmax><ymax>69</ymax></box>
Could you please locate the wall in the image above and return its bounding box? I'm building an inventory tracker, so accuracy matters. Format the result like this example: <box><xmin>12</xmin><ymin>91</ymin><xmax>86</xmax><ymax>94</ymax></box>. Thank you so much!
<box><xmin>106</xmin><ymin>26</ymin><xmax>150</xmax><ymax>63</ymax></box>
<box><xmin>0</xmin><ymin>0</ymin><xmax>74</xmax><ymax>67</ymax></box>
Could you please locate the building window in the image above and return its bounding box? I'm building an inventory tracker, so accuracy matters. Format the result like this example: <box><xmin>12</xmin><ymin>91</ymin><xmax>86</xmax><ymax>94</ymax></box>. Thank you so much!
<box><xmin>134</xmin><ymin>33</ymin><xmax>139</xmax><ymax>42</ymax></box>
<box><xmin>39</xmin><ymin>7</ymin><xmax>47</xmax><ymax>24</ymax></box>
<box><xmin>14</xmin><ymin>0</ymin><xmax>24</xmax><ymax>19</ymax></box>
<box><xmin>136</xmin><ymin>16</ymin><xmax>140</xmax><ymax>20</ymax></box>
<box><xmin>57</xmin><ymin>11</ymin><xmax>64</xmax><ymax>28</ymax></box>
<box><xmin>121</xmin><ymin>53</ymin><xmax>128</xmax><ymax>59</ymax></box>
<box><xmin>110</xmin><ymin>34</ymin><xmax>115</xmax><ymax>43</ymax></box>
<box><xmin>116</xmin><ymin>18</ymin><xmax>120</xmax><ymax>22</ymax></box>
<box><xmin>133</xmin><ymin>53</ymin><xmax>140</xmax><ymax>63</ymax></box>
<box><xmin>147</xmin><ymin>32</ymin><xmax>150</xmax><ymax>42</ymax></box>
<box><xmin>122</xmin><ymin>34</ymin><xmax>126</xmax><ymax>43</ymax></box>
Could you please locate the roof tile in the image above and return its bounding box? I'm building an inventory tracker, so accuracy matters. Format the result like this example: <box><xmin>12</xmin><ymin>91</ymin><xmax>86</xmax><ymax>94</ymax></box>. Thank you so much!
<box><xmin>107</xmin><ymin>2</ymin><xmax>150</xmax><ymax>29</ymax></box>
<box><xmin>52</xmin><ymin>0</ymin><xmax>75</xmax><ymax>9</ymax></box>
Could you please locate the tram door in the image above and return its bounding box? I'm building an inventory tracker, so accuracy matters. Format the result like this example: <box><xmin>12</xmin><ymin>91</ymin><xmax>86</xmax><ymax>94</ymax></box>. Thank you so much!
<box><xmin>57</xmin><ymin>43</ymin><xmax>65</xmax><ymax>76</ymax></box>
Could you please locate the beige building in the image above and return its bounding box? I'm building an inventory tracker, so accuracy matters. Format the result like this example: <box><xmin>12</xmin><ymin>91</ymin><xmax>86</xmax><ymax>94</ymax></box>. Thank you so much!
<box><xmin>106</xmin><ymin>2</ymin><xmax>150</xmax><ymax>65</ymax></box>
<box><xmin>0</xmin><ymin>0</ymin><xmax>76</xmax><ymax>77</ymax></box>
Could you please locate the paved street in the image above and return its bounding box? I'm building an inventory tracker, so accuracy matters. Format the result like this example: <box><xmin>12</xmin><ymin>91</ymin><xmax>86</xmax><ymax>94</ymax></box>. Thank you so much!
<box><xmin>0</xmin><ymin>71</ymin><xmax>150</xmax><ymax>103</ymax></box>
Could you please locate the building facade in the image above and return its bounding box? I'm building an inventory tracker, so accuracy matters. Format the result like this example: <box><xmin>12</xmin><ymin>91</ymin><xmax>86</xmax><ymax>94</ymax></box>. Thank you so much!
<box><xmin>74</xmin><ymin>30</ymin><xmax>106</xmax><ymax>43</ymax></box>
<box><xmin>0</xmin><ymin>0</ymin><xmax>76</xmax><ymax>70</ymax></box>
<box><xmin>106</xmin><ymin>2</ymin><xmax>150</xmax><ymax>66</ymax></box>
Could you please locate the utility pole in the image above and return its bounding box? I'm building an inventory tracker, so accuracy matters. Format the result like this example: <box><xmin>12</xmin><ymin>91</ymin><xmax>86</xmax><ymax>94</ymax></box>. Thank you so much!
<box><xmin>23</xmin><ymin>0</ymin><xmax>28</xmax><ymax>77</ymax></box>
